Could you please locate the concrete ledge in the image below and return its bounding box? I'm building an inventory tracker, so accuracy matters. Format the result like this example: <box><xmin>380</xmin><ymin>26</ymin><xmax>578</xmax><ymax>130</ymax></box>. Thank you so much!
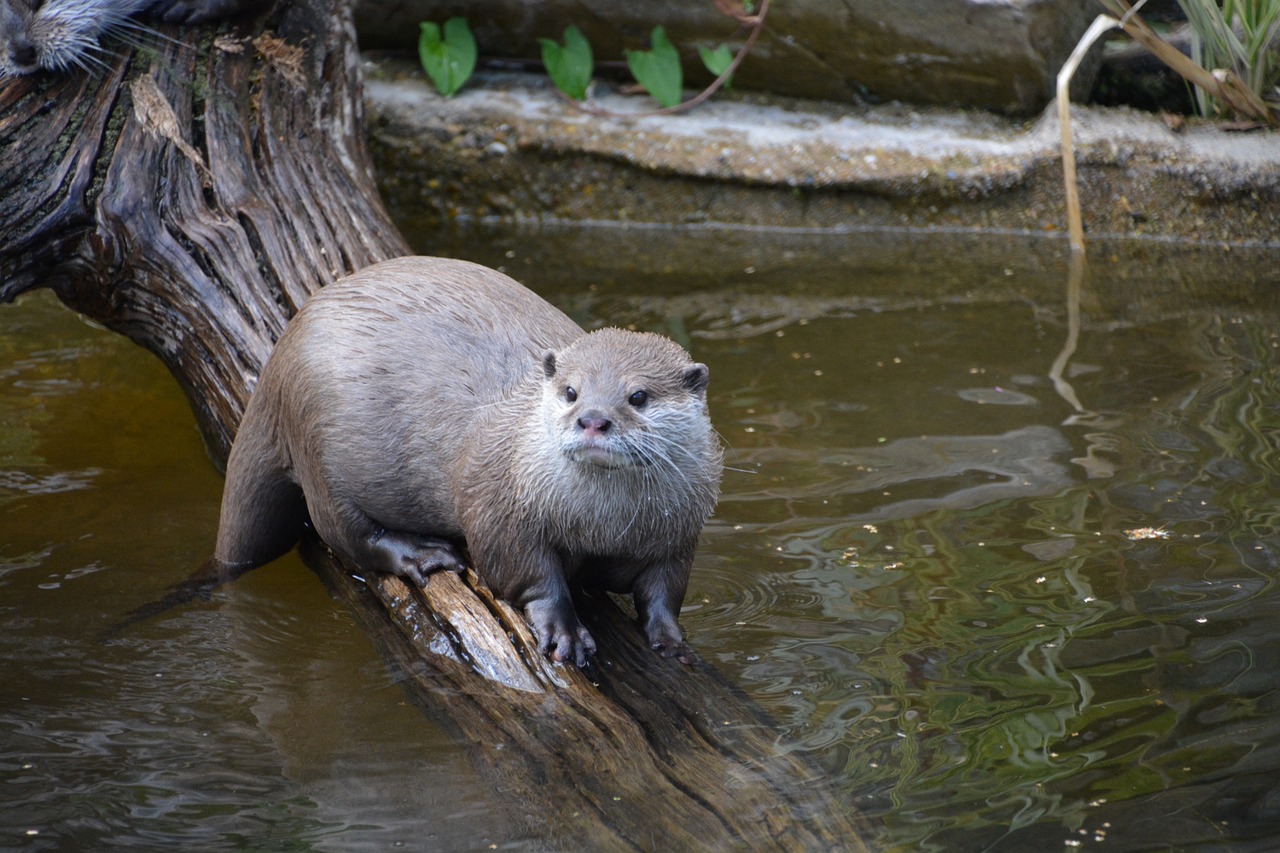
<box><xmin>363</xmin><ymin>60</ymin><xmax>1280</xmax><ymax>246</ymax></box>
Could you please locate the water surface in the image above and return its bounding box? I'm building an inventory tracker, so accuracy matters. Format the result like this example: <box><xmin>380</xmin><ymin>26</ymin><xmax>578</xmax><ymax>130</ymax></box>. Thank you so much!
<box><xmin>4</xmin><ymin>225</ymin><xmax>1280</xmax><ymax>851</ymax></box>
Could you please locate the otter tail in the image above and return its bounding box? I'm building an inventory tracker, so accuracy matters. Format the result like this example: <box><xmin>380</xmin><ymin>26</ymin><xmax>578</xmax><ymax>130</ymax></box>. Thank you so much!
<box><xmin>99</xmin><ymin>556</ymin><xmax>260</xmax><ymax>640</ymax></box>
<box><xmin>101</xmin><ymin>409</ymin><xmax>308</xmax><ymax>639</ymax></box>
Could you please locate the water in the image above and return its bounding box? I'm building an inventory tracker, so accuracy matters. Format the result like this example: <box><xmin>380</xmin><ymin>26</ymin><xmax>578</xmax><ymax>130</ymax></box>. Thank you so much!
<box><xmin>4</xmin><ymin>224</ymin><xmax>1280</xmax><ymax>851</ymax></box>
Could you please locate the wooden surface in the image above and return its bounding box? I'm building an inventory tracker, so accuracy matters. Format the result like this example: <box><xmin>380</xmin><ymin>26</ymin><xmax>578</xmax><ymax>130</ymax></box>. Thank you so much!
<box><xmin>0</xmin><ymin>2</ymin><xmax>872</xmax><ymax>848</ymax></box>
<box><xmin>309</xmin><ymin>538</ymin><xmax>868</xmax><ymax>849</ymax></box>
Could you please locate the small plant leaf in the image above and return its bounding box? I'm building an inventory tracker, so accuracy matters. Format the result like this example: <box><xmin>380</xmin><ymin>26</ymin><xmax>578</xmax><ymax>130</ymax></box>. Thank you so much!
<box><xmin>698</xmin><ymin>43</ymin><xmax>735</xmax><ymax>88</ymax></box>
<box><xmin>418</xmin><ymin>17</ymin><xmax>477</xmax><ymax>97</ymax></box>
<box><xmin>539</xmin><ymin>25</ymin><xmax>594</xmax><ymax>100</ymax></box>
<box><xmin>625</xmin><ymin>26</ymin><xmax>683</xmax><ymax>108</ymax></box>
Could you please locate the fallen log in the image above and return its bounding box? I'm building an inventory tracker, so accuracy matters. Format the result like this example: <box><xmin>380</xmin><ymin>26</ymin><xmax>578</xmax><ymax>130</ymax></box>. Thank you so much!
<box><xmin>0</xmin><ymin>1</ymin><xmax>871</xmax><ymax>847</ymax></box>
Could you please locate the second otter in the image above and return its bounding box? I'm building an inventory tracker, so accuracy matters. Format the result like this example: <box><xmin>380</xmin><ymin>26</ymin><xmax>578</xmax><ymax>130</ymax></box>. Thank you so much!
<box><xmin>0</xmin><ymin>0</ymin><xmax>248</xmax><ymax>77</ymax></box>
<box><xmin>216</xmin><ymin>256</ymin><xmax>723</xmax><ymax>666</ymax></box>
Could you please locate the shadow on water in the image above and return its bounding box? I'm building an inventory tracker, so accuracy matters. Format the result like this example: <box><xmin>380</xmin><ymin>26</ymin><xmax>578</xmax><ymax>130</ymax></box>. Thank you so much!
<box><xmin>4</xmin><ymin>222</ymin><xmax>1280</xmax><ymax>850</ymax></box>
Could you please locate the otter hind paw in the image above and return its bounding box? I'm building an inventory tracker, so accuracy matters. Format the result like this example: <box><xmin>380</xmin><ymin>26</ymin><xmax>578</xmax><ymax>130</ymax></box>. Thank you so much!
<box><xmin>369</xmin><ymin>531</ymin><xmax>465</xmax><ymax>586</ymax></box>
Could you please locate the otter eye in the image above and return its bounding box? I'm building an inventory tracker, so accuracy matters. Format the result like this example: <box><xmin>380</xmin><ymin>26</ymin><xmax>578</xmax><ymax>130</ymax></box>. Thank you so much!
<box><xmin>628</xmin><ymin>389</ymin><xmax>649</xmax><ymax>408</ymax></box>
<box><xmin>565</xmin><ymin>386</ymin><xmax>578</xmax><ymax>403</ymax></box>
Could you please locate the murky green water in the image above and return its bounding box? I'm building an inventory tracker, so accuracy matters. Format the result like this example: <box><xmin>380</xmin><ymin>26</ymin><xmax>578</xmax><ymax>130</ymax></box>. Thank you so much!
<box><xmin>4</xmin><ymin>225</ymin><xmax>1280</xmax><ymax>851</ymax></box>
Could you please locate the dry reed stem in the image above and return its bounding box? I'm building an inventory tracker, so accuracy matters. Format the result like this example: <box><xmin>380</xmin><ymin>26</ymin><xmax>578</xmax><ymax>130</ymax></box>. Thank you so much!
<box><xmin>1057</xmin><ymin>14</ymin><xmax>1120</xmax><ymax>255</ymax></box>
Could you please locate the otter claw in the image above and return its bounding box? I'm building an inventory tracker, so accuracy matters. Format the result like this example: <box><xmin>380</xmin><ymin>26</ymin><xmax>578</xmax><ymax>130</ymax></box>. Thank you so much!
<box><xmin>646</xmin><ymin>620</ymin><xmax>695</xmax><ymax>664</ymax></box>
<box><xmin>534</xmin><ymin>614</ymin><xmax>597</xmax><ymax>667</ymax></box>
<box><xmin>651</xmin><ymin>640</ymin><xmax>696</xmax><ymax>665</ymax></box>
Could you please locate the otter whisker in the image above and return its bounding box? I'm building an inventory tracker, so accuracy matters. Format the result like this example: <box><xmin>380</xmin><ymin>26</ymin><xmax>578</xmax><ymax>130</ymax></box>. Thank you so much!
<box><xmin>1</xmin><ymin>0</ymin><xmax>202</xmax><ymax>78</ymax></box>
<box><xmin>108</xmin><ymin>16</ymin><xmax>188</xmax><ymax>49</ymax></box>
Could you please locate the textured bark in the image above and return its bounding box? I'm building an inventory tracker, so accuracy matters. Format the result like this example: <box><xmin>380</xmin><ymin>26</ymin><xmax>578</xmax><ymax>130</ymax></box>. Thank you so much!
<box><xmin>0</xmin><ymin>1</ymin><xmax>871</xmax><ymax>848</ymax></box>
<box><xmin>0</xmin><ymin>0</ymin><xmax>406</xmax><ymax>458</ymax></box>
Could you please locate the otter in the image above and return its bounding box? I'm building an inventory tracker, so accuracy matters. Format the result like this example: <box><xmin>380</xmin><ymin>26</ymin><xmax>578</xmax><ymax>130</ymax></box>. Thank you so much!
<box><xmin>0</xmin><ymin>0</ymin><xmax>247</xmax><ymax>77</ymax></box>
<box><xmin>215</xmin><ymin>256</ymin><xmax>722</xmax><ymax>666</ymax></box>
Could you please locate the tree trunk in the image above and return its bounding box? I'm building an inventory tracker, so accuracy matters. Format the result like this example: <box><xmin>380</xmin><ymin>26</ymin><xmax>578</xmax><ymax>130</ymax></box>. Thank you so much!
<box><xmin>0</xmin><ymin>1</ymin><xmax>405</xmax><ymax>458</ymax></box>
<box><xmin>0</xmin><ymin>2</ymin><xmax>871</xmax><ymax>848</ymax></box>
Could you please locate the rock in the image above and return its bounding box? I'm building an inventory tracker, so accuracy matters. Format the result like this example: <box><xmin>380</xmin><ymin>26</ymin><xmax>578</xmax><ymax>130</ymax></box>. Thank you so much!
<box><xmin>363</xmin><ymin>61</ymin><xmax>1280</xmax><ymax>244</ymax></box>
<box><xmin>355</xmin><ymin>0</ymin><xmax>1101</xmax><ymax>115</ymax></box>
<box><xmin>1094</xmin><ymin>25</ymin><xmax>1195</xmax><ymax>114</ymax></box>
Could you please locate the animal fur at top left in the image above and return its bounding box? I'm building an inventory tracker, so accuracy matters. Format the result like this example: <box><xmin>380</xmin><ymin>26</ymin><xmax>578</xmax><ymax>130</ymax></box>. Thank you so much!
<box><xmin>0</xmin><ymin>0</ymin><xmax>245</xmax><ymax>76</ymax></box>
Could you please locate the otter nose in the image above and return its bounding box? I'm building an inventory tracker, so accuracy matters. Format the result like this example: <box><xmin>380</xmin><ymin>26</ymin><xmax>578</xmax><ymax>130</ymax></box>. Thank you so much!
<box><xmin>10</xmin><ymin>40</ymin><xmax>37</xmax><ymax>71</ymax></box>
<box><xmin>577</xmin><ymin>411</ymin><xmax>612</xmax><ymax>436</ymax></box>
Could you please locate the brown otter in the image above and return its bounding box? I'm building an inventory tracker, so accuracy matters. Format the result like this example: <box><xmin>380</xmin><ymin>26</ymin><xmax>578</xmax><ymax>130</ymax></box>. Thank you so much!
<box><xmin>215</xmin><ymin>256</ymin><xmax>722</xmax><ymax>666</ymax></box>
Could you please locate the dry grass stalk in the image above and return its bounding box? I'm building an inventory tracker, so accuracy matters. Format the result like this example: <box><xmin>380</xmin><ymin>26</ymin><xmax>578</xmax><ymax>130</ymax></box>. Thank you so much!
<box><xmin>1057</xmin><ymin>14</ymin><xmax>1120</xmax><ymax>254</ymax></box>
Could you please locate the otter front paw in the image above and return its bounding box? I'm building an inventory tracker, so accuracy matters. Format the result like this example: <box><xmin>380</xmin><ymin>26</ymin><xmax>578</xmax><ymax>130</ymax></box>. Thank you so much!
<box><xmin>643</xmin><ymin>612</ymin><xmax>695</xmax><ymax>665</ymax></box>
<box><xmin>526</xmin><ymin>599</ymin><xmax>596</xmax><ymax>667</ymax></box>
<box><xmin>368</xmin><ymin>530</ymin><xmax>465</xmax><ymax>586</ymax></box>
<box><xmin>647</xmin><ymin>628</ymin><xmax>695</xmax><ymax>665</ymax></box>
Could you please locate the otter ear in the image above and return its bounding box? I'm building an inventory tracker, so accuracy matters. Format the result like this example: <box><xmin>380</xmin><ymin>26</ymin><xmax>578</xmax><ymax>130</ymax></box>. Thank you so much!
<box><xmin>542</xmin><ymin>350</ymin><xmax>558</xmax><ymax>379</ymax></box>
<box><xmin>681</xmin><ymin>363</ymin><xmax>709</xmax><ymax>394</ymax></box>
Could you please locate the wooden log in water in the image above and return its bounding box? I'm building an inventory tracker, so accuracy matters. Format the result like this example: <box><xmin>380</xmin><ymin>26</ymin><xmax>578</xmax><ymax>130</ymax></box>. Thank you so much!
<box><xmin>0</xmin><ymin>1</ymin><xmax>872</xmax><ymax>848</ymax></box>
<box><xmin>307</xmin><ymin>538</ymin><xmax>867</xmax><ymax>849</ymax></box>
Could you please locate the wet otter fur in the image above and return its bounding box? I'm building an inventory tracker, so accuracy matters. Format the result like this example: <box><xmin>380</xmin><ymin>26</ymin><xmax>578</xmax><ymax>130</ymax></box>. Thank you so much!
<box><xmin>0</xmin><ymin>0</ymin><xmax>246</xmax><ymax>77</ymax></box>
<box><xmin>215</xmin><ymin>256</ymin><xmax>722</xmax><ymax>665</ymax></box>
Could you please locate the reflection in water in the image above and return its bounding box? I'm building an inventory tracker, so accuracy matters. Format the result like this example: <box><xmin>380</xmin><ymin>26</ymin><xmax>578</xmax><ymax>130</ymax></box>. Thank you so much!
<box><xmin>690</xmin><ymin>281</ymin><xmax>1280</xmax><ymax>851</ymax></box>
<box><xmin>736</xmin><ymin>425</ymin><xmax>1074</xmax><ymax>528</ymax></box>
<box><xmin>4</xmin><ymin>229</ymin><xmax>1280</xmax><ymax>851</ymax></box>
<box><xmin>0</xmin><ymin>292</ymin><xmax>514</xmax><ymax>851</ymax></box>
<box><xmin>0</xmin><ymin>468</ymin><xmax>101</xmax><ymax>498</ymax></box>
<box><xmin>1049</xmin><ymin>251</ymin><xmax>1089</xmax><ymax>418</ymax></box>
<box><xmin>1049</xmin><ymin>254</ymin><xmax>1123</xmax><ymax>480</ymax></box>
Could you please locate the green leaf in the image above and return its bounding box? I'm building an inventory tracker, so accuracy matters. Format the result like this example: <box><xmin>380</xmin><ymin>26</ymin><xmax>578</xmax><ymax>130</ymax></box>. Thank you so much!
<box><xmin>539</xmin><ymin>25</ymin><xmax>594</xmax><ymax>101</ymax></box>
<box><xmin>625</xmin><ymin>26</ymin><xmax>683</xmax><ymax>108</ymax></box>
<box><xmin>698</xmin><ymin>43</ymin><xmax>735</xmax><ymax>88</ymax></box>
<box><xmin>418</xmin><ymin>17</ymin><xmax>477</xmax><ymax>98</ymax></box>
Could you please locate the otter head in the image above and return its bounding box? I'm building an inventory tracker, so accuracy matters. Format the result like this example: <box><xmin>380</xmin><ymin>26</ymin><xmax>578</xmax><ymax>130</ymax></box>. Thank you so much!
<box><xmin>540</xmin><ymin>328</ymin><xmax>711</xmax><ymax>471</ymax></box>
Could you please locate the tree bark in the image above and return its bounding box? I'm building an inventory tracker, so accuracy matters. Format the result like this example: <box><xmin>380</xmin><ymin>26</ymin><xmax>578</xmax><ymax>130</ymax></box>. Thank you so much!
<box><xmin>0</xmin><ymin>1</ymin><xmax>406</xmax><ymax>458</ymax></box>
<box><xmin>0</xmin><ymin>2</ymin><xmax>871</xmax><ymax>848</ymax></box>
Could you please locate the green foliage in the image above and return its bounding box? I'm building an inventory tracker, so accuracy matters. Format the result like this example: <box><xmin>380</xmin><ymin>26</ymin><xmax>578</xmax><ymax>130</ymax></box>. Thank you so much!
<box><xmin>418</xmin><ymin>17</ymin><xmax>477</xmax><ymax>98</ymax></box>
<box><xmin>625</xmin><ymin>27</ymin><xmax>684</xmax><ymax>108</ymax></box>
<box><xmin>1177</xmin><ymin>0</ymin><xmax>1280</xmax><ymax>115</ymax></box>
<box><xmin>698</xmin><ymin>43</ymin><xmax>735</xmax><ymax>88</ymax></box>
<box><xmin>539</xmin><ymin>26</ymin><xmax>594</xmax><ymax>101</ymax></box>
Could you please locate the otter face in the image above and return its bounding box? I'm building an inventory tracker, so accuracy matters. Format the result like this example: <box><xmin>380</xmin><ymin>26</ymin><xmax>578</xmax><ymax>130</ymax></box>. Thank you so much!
<box><xmin>541</xmin><ymin>328</ymin><xmax>711</xmax><ymax>472</ymax></box>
